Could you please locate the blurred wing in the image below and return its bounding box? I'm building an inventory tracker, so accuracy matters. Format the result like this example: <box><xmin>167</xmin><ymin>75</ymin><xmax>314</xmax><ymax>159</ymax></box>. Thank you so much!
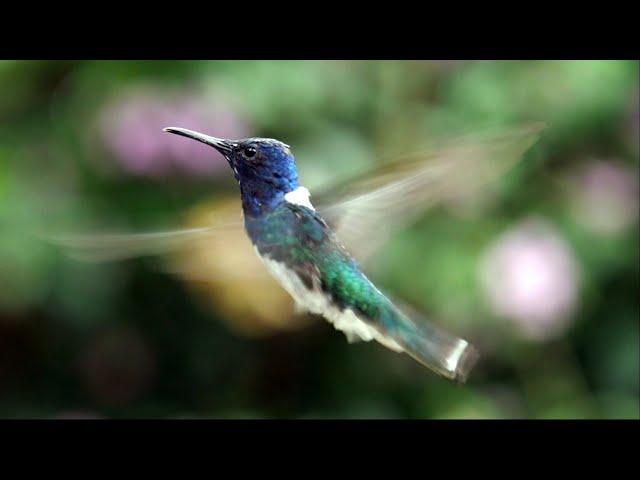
<box><xmin>315</xmin><ymin>122</ymin><xmax>545</xmax><ymax>262</ymax></box>
<box><xmin>46</xmin><ymin>122</ymin><xmax>542</xmax><ymax>283</ymax></box>
<box><xmin>45</xmin><ymin>223</ymin><xmax>243</xmax><ymax>262</ymax></box>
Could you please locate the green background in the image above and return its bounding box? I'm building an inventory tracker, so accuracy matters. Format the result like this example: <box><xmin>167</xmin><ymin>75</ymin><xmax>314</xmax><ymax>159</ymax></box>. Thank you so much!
<box><xmin>0</xmin><ymin>60</ymin><xmax>637</xmax><ymax>418</ymax></box>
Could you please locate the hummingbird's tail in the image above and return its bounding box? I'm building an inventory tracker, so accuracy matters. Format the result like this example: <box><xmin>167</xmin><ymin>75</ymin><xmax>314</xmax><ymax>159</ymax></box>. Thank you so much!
<box><xmin>378</xmin><ymin>300</ymin><xmax>479</xmax><ymax>382</ymax></box>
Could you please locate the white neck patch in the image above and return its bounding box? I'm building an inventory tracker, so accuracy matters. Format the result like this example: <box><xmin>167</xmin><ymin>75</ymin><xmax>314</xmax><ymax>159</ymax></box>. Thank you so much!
<box><xmin>284</xmin><ymin>186</ymin><xmax>315</xmax><ymax>211</ymax></box>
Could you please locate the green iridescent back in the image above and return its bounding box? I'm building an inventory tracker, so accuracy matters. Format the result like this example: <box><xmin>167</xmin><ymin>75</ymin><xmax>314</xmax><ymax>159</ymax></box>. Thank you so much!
<box><xmin>245</xmin><ymin>202</ymin><xmax>389</xmax><ymax>322</ymax></box>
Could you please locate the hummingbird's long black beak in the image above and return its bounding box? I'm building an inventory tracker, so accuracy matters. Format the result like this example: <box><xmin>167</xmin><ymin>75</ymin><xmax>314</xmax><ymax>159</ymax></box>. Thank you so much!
<box><xmin>163</xmin><ymin>127</ymin><xmax>235</xmax><ymax>155</ymax></box>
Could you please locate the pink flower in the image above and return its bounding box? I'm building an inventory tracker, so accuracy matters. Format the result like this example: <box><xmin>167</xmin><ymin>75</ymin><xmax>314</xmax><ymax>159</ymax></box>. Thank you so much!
<box><xmin>569</xmin><ymin>160</ymin><xmax>639</xmax><ymax>235</ymax></box>
<box><xmin>479</xmin><ymin>218</ymin><xmax>581</xmax><ymax>341</ymax></box>
<box><xmin>98</xmin><ymin>86</ymin><xmax>251</xmax><ymax>178</ymax></box>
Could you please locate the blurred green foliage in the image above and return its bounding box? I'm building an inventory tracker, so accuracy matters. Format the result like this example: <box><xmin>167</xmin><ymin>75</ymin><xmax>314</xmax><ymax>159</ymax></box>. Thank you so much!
<box><xmin>0</xmin><ymin>60</ymin><xmax>637</xmax><ymax>418</ymax></box>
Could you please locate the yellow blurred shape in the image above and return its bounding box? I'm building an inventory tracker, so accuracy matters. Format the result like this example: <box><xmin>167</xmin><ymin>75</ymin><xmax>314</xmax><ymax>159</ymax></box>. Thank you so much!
<box><xmin>167</xmin><ymin>197</ymin><xmax>313</xmax><ymax>337</ymax></box>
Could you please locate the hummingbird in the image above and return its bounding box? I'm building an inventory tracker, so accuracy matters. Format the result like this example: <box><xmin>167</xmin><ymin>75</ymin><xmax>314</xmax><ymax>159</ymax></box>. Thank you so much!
<box><xmin>51</xmin><ymin>123</ymin><xmax>544</xmax><ymax>382</ymax></box>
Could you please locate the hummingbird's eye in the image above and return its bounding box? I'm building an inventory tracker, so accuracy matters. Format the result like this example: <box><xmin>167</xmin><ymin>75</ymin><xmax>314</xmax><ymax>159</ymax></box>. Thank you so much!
<box><xmin>244</xmin><ymin>146</ymin><xmax>257</xmax><ymax>158</ymax></box>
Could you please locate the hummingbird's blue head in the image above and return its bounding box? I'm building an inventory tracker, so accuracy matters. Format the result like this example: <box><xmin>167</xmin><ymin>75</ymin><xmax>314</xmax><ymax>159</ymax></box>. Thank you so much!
<box><xmin>164</xmin><ymin>127</ymin><xmax>299</xmax><ymax>217</ymax></box>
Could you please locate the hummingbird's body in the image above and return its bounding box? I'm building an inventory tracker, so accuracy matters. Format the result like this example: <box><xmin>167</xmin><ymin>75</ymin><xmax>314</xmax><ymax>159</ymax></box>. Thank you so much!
<box><xmin>219</xmin><ymin>134</ymin><xmax>406</xmax><ymax>351</ymax></box>
<box><xmin>247</xmin><ymin>188</ymin><xmax>403</xmax><ymax>352</ymax></box>
<box><xmin>162</xmin><ymin>128</ymin><xmax>477</xmax><ymax>381</ymax></box>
